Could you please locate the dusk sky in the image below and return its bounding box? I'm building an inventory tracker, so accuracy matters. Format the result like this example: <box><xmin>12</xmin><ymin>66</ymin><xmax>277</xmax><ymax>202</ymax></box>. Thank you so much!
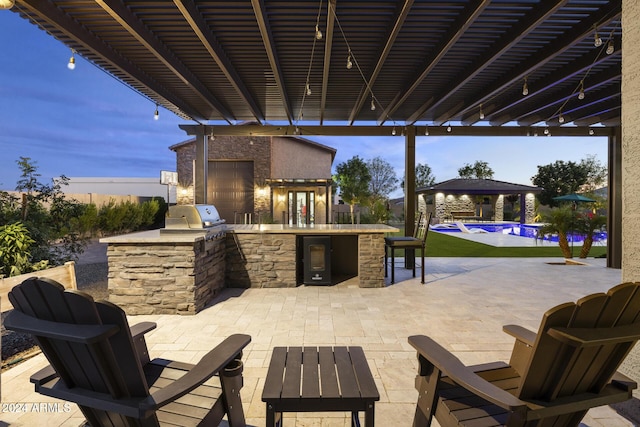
<box><xmin>0</xmin><ymin>10</ymin><xmax>608</xmax><ymax>198</ymax></box>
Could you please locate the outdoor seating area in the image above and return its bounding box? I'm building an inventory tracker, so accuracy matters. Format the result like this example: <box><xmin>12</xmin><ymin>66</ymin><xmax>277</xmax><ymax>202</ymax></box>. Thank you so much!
<box><xmin>2</xmin><ymin>256</ymin><xmax>638</xmax><ymax>426</ymax></box>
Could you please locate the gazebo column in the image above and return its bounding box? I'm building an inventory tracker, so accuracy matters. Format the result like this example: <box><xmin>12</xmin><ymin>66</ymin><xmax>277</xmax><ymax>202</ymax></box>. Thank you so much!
<box><xmin>404</xmin><ymin>126</ymin><xmax>417</xmax><ymax>268</ymax></box>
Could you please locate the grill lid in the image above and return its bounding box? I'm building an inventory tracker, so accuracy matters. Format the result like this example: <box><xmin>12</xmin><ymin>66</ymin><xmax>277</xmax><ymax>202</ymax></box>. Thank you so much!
<box><xmin>165</xmin><ymin>204</ymin><xmax>225</xmax><ymax>229</ymax></box>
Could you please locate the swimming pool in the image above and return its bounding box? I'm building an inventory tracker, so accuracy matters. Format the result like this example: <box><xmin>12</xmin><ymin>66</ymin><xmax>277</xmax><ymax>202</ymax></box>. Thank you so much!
<box><xmin>432</xmin><ymin>222</ymin><xmax>607</xmax><ymax>244</ymax></box>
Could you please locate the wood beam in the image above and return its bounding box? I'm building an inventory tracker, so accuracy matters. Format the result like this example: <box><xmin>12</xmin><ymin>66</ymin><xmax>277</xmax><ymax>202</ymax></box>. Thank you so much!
<box><xmin>419</xmin><ymin>0</ymin><xmax>569</xmax><ymax>124</ymax></box>
<box><xmin>347</xmin><ymin>0</ymin><xmax>414</xmax><ymax>124</ymax></box>
<box><xmin>320</xmin><ymin>0</ymin><xmax>337</xmax><ymax>125</ymax></box>
<box><xmin>251</xmin><ymin>0</ymin><xmax>293</xmax><ymax>124</ymax></box>
<box><xmin>95</xmin><ymin>0</ymin><xmax>234</xmax><ymax>122</ymax></box>
<box><xmin>453</xmin><ymin>2</ymin><xmax>621</xmax><ymax>121</ymax></box>
<box><xmin>19</xmin><ymin>0</ymin><xmax>206</xmax><ymax>121</ymax></box>
<box><xmin>175</xmin><ymin>0</ymin><xmax>264</xmax><ymax>123</ymax></box>
<box><xmin>487</xmin><ymin>50</ymin><xmax>620</xmax><ymax>125</ymax></box>
<box><xmin>179</xmin><ymin>124</ymin><xmax>614</xmax><ymax>138</ymax></box>
<box><xmin>380</xmin><ymin>0</ymin><xmax>490</xmax><ymax>125</ymax></box>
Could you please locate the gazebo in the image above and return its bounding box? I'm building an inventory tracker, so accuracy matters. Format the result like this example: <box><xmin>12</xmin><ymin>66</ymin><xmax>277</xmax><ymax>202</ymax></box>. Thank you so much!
<box><xmin>417</xmin><ymin>178</ymin><xmax>542</xmax><ymax>224</ymax></box>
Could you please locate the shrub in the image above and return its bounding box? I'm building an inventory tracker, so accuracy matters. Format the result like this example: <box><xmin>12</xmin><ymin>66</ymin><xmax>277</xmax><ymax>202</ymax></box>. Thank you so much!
<box><xmin>0</xmin><ymin>222</ymin><xmax>36</xmax><ymax>277</ymax></box>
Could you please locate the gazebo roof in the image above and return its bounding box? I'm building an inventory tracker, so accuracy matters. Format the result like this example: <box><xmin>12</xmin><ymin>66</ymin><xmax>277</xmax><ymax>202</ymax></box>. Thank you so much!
<box><xmin>417</xmin><ymin>178</ymin><xmax>542</xmax><ymax>195</ymax></box>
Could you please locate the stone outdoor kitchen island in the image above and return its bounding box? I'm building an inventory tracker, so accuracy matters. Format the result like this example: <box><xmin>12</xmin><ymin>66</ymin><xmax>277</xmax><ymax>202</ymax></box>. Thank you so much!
<box><xmin>101</xmin><ymin>224</ymin><xmax>398</xmax><ymax>315</ymax></box>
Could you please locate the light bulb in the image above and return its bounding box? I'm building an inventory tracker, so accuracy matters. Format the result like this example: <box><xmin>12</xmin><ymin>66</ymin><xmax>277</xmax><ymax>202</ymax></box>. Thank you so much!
<box><xmin>67</xmin><ymin>49</ymin><xmax>76</xmax><ymax>70</ymax></box>
<box><xmin>479</xmin><ymin>104</ymin><xmax>485</xmax><ymax>120</ymax></box>
<box><xmin>424</xmin><ymin>126</ymin><xmax>429</xmax><ymax>136</ymax></box>
<box><xmin>153</xmin><ymin>106</ymin><xmax>159</xmax><ymax>120</ymax></box>
<box><xmin>589</xmin><ymin>129</ymin><xmax>595</xmax><ymax>135</ymax></box>
<box><xmin>370</xmin><ymin>98</ymin><xmax>376</xmax><ymax>111</ymax></box>
<box><xmin>594</xmin><ymin>30</ymin><xmax>602</xmax><ymax>47</ymax></box>
<box><xmin>447</xmin><ymin>124</ymin><xmax>452</xmax><ymax>133</ymax></box>
<box><xmin>391</xmin><ymin>126</ymin><xmax>396</xmax><ymax>136</ymax></box>
<box><xmin>578</xmin><ymin>84</ymin><xmax>585</xmax><ymax>100</ymax></box>
<box><xmin>558</xmin><ymin>113</ymin><xmax>565</xmax><ymax>124</ymax></box>
<box><xmin>306</xmin><ymin>84</ymin><xmax>311</xmax><ymax>96</ymax></box>
<box><xmin>606</xmin><ymin>40</ymin><xmax>614</xmax><ymax>55</ymax></box>
<box><xmin>0</xmin><ymin>0</ymin><xmax>15</xmax><ymax>9</ymax></box>
<box><xmin>346</xmin><ymin>55</ymin><xmax>353</xmax><ymax>70</ymax></box>
<box><xmin>315</xmin><ymin>25</ymin><xmax>322</xmax><ymax>40</ymax></box>
<box><xmin>544</xmin><ymin>128</ymin><xmax>550</xmax><ymax>135</ymax></box>
<box><xmin>522</xmin><ymin>78</ymin><xmax>529</xmax><ymax>96</ymax></box>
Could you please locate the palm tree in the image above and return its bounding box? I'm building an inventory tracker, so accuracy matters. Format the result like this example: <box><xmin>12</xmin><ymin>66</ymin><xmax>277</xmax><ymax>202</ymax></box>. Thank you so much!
<box><xmin>575</xmin><ymin>213</ymin><xmax>607</xmax><ymax>258</ymax></box>
<box><xmin>537</xmin><ymin>206</ymin><xmax>576</xmax><ymax>258</ymax></box>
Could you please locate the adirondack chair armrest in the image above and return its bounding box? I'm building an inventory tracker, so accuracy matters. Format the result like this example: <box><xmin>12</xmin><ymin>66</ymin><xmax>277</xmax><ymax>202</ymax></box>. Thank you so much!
<box><xmin>408</xmin><ymin>335</ymin><xmax>529</xmax><ymax>412</ymax></box>
<box><xmin>503</xmin><ymin>324</ymin><xmax>537</xmax><ymax>346</ymax></box>
<box><xmin>141</xmin><ymin>333</ymin><xmax>251</xmax><ymax>412</ymax></box>
<box><xmin>4</xmin><ymin>309</ymin><xmax>120</xmax><ymax>344</ymax></box>
<box><xmin>130</xmin><ymin>321</ymin><xmax>157</xmax><ymax>338</ymax></box>
<box><xmin>547</xmin><ymin>323</ymin><xmax>640</xmax><ymax>348</ymax></box>
<box><xmin>612</xmin><ymin>371</ymin><xmax>638</xmax><ymax>392</ymax></box>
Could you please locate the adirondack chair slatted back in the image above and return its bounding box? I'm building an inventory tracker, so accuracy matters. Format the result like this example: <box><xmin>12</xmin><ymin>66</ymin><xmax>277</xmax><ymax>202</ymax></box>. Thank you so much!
<box><xmin>8</xmin><ymin>278</ymin><xmax>150</xmax><ymax>405</ymax></box>
<box><xmin>518</xmin><ymin>282</ymin><xmax>640</xmax><ymax>403</ymax></box>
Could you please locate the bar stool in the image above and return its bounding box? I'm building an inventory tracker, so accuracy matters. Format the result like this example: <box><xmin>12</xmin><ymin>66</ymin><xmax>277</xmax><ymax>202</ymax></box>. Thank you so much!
<box><xmin>385</xmin><ymin>212</ymin><xmax>431</xmax><ymax>284</ymax></box>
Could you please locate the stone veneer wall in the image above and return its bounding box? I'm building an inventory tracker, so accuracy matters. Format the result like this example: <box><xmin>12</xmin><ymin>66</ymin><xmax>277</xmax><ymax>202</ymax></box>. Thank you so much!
<box><xmin>173</xmin><ymin>136</ymin><xmax>271</xmax><ymax>209</ymax></box>
<box><xmin>225</xmin><ymin>233</ymin><xmax>297</xmax><ymax>288</ymax></box>
<box><xmin>225</xmin><ymin>232</ymin><xmax>385</xmax><ymax>288</ymax></box>
<box><xmin>107</xmin><ymin>236</ymin><xmax>226</xmax><ymax>315</ymax></box>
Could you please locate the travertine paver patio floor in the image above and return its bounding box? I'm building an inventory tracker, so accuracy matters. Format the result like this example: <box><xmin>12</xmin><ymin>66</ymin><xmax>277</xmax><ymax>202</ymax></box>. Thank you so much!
<box><xmin>1</xmin><ymin>257</ymin><xmax>637</xmax><ymax>426</ymax></box>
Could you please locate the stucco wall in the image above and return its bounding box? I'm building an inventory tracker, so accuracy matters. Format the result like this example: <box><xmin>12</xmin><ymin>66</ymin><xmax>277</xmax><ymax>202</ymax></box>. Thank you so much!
<box><xmin>622</xmin><ymin>0</ymin><xmax>640</xmax><ymax>280</ymax></box>
<box><xmin>270</xmin><ymin>136</ymin><xmax>333</xmax><ymax>179</ymax></box>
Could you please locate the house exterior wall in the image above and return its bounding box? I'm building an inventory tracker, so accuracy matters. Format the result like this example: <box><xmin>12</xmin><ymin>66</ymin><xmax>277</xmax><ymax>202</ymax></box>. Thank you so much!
<box><xmin>173</xmin><ymin>136</ymin><xmax>271</xmax><ymax>210</ymax></box>
<box><xmin>172</xmin><ymin>136</ymin><xmax>334</xmax><ymax>224</ymax></box>
<box><xmin>271</xmin><ymin>137</ymin><xmax>333</xmax><ymax>179</ymax></box>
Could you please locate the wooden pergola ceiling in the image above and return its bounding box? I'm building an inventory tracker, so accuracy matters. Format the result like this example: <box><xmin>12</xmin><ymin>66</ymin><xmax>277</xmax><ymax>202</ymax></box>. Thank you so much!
<box><xmin>12</xmin><ymin>0</ymin><xmax>621</xmax><ymax>134</ymax></box>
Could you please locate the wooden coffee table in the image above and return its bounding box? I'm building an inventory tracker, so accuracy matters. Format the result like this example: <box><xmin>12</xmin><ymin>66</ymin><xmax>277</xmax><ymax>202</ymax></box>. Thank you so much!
<box><xmin>262</xmin><ymin>346</ymin><xmax>379</xmax><ymax>427</ymax></box>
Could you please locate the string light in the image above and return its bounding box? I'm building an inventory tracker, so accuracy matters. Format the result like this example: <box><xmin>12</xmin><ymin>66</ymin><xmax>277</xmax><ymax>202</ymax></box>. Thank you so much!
<box><xmin>522</xmin><ymin>77</ymin><xmax>529</xmax><ymax>96</ymax></box>
<box><xmin>446</xmin><ymin>123</ymin><xmax>452</xmax><ymax>133</ymax></box>
<box><xmin>424</xmin><ymin>125</ymin><xmax>429</xmax><ymax>136</ymax></box>
<box><xmin>370</xmin><ymin>97</ymin><xmax>376</xmax><ymax>111</ymax></box>
<box><xmin>67</xmin><ymin>49</ymin><xmax>76</xmax><ymax>70</ymax></box>
<box><xmin>606</xmin><ymin>39</ymin><xmax>615</xmax><ymax>55</ymax></box>
<box><xmin>391</xmin><ymin>126</ymin><xmax>396</xmax><ymax>136</ymax></box>
<box><xmin>153</xmin><ymin>104</ymin><xmax>159</xmax><ymax>120</ymax></box>
<box><xmin>315</xmin><ymin>25</ymin><xmax>323</xmax><ymax>40</ymax></box>
<box><xmin>479</xmin><ymin>104</ymin><xmax>485</xmax><ymax>120</ymax></box>
<box><xmin>544</xmin><ymin>128</ymin><xmax>550</xmax><ymax>136</ymax></box>
<box><xmin>593</xmin><ymin>27</ymin><xmax>602</xmax><ymax>47</ymax></box>
<box><xmin>589</xmin><ymin>129</ymin><xmax>595</xmax><ymax>135</ymax></box>
<box><xmin>346</xmin><ymin>52</ymin><xmax>353</xmax><ymax>70</ymax></box>
<box><xmin>558</xmin><ymin>111</ymin><xmax>565</xmax><ymax>124</ymax></box>
<box><xmin>306</xmin><ymin>83</ymin><xmax>312</xmax><ymax>96</ymax></box>
<box><xmin>578</xmin><ymin>80</ymin><xmax>585</xmax><ymax>100</ymax></box>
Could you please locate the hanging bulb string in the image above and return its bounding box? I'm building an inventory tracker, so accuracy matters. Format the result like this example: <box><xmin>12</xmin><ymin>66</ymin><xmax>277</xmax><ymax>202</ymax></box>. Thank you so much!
<box><xmin>295</xmin><ymin>0</ymin><xmax>324</xmax><ymax>129</ymax></box>
<box><xmin>329</xmin><ymin>3</ymin><xmax>397</xmax><ymax>127</ymax></box>
<box><xmin>544</xmin><ymin>18</ymin><xmax>620</xmax><ymax>125</ymax></box>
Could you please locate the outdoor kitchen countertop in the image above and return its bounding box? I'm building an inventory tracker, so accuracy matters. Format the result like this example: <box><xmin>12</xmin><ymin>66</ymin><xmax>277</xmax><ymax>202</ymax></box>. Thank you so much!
<box><xmin>227</xmin><ymin>224</ymin><xmax>399</xmax><ymax>233</ymax></box>
<box><xmin>99</xmin><ymin>224</ymin><xmax>399</xmax><ymax>244</ymax></box>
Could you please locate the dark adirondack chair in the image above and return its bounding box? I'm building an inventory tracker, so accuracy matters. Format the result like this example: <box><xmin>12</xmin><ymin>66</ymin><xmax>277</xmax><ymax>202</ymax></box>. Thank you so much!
<box><xmin>385</xmin><ymin>212</ymin><xmax>431</xmax><ymax>284</ymax></box>
<box><xmin>4</xmin><ymin>277</ymin><xmax>251</xmax><ymax>427</ymax></box>
<box><xmin>409</xmin><ymin>282</ymin><xmax>640</xmax><ymax>427</ymax></box>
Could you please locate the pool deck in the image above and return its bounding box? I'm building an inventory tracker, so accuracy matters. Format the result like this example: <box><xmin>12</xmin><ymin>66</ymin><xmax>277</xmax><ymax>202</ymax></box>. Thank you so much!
<box><xmin>1</xmin><ymin>255</ymin><xmax>637</xmax><ymax>426</ymax></box>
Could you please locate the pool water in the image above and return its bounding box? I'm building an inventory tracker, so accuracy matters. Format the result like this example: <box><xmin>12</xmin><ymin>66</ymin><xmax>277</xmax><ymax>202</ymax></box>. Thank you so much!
<box><xmin>434</xmin><ymin>222</ymin><xmax>607</xmax><ymax>244</ymax></box>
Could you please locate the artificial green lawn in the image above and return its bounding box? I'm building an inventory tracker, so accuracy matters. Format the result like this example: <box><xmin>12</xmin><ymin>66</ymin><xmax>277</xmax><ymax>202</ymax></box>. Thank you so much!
<box><xmin>387</xmin><ymin>228</ymin><xmax>607</xmax><ymax>258</ymax></box>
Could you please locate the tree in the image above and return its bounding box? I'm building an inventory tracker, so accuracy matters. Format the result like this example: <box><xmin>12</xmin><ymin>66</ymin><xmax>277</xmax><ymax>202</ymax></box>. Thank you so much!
<box><xmin>333</xmin><ymin>156</ymin><xmax>371</xmax><ymax>224</ymax></box>
<box><xmin>458</xmin><ymin>161</ymin><xmax>494</xmax><ymax>179</ymax></box>
<box><xmin>367</xmin><ymin>156</ymin><xmax>398</xmax><ymax>199</ymax></box>
<box><xmin>579</xmin><ymin>154</ymin><xmax>607</xmax><ymax>193</ymax></box>
<box><xmin>531</xmin><ymin>157</ymin><xmax>599</xmax><ymax>207</ymax></box>
<box><xmin>401</xmin><ymin>163</ymin><xmax>436</xmax><ymax>190</ymax></box>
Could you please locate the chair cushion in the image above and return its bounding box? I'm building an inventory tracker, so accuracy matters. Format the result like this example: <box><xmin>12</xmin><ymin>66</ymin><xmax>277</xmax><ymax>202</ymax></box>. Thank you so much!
<box><xmin>385</xmin><ymin>236</ymin><xmax>422</xmax><ymax>247</ymax></box>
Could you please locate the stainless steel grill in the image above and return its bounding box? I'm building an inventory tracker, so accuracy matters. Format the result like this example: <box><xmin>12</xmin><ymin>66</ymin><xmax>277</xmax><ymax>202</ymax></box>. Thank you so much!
<box><xmin>162</xmin><ymin>204</ymin><xmax>226</xmax><ymax>233</ymax></box>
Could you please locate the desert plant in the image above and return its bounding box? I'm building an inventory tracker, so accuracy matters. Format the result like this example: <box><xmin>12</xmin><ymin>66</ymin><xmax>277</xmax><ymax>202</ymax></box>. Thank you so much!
<box><xmin>575</xmin><ymin>212</ymin><xmax>607</xmax><ymax>258</ymax></box>
<box><xmin>537</xmin><ymin>206</ymin><xmax>577</xmax><ymax>258</ymax></box>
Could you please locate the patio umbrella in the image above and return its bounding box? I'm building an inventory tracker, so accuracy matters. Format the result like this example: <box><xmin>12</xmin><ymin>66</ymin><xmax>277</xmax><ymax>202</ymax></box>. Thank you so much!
<box><xmin>553</xmin><ymin>193</ymin><xmax>595</xmax><ymax>203</ymax></box>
